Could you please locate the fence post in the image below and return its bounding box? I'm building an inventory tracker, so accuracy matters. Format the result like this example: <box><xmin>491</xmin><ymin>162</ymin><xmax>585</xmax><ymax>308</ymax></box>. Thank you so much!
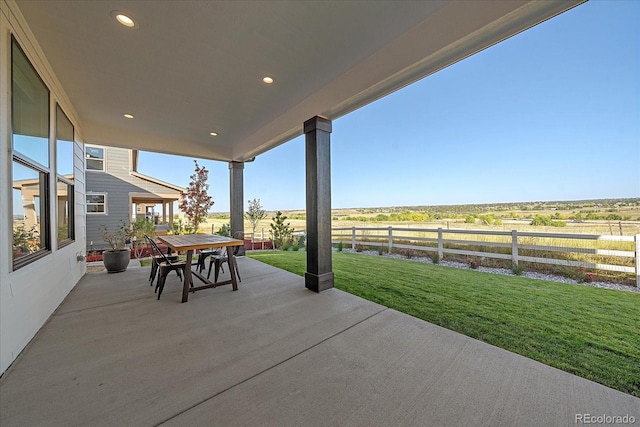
<box><xmin>635</xmin><ymin>234</ymin><xmax>639</xmax><ymax>288</ymax></box>
<box><xmin>512</xmin><ymin>230</ymin><xmax>518</xmax><ymax>267</ymax></box>
<box><xmin>437</xmin><ymin>228</ymin><xmax>443</xmax><ymax>261</ymax></box>
<box><xmin>388</xmin><ymin>226</ymin><xmax>393</xmax><ymax>254</ymax></box>
<box><xmin>351</xmin><ymin>227</ymin><xmax>356</xmax><ymax>250</ymax></box>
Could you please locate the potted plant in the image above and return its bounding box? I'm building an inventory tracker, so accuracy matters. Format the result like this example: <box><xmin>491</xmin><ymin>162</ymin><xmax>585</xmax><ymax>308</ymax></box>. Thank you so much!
<box><xmin>100</xmin><ymin>220</ymin><xmax>132</xmax><ymax>273</ymax></box>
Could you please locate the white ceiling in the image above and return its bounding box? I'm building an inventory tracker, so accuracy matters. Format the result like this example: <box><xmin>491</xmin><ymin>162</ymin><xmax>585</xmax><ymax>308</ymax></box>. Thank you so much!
<box><xmin>14</xmin><ymin>0</ymin><xmax>582</xmax><ymax>162</ymax></box>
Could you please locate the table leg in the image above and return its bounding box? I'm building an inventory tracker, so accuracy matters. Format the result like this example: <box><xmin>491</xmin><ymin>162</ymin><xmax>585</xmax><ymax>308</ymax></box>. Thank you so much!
<box><xmin>227</xmin><ymin>245</ymin><xmax>239</xmax><ymax>291</ymax></box>
<box><xmin>182</xmin><ymin>250</ymin><xmax>193</xmax><ymax>303</ymax></box>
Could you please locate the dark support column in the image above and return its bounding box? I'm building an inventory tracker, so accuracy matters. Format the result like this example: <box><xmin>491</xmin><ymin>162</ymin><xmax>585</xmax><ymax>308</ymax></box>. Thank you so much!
<box><xmin>229</xmin><ymin>161</ymin><xmax>245</xmax><ymax>256</ymax></box>
<box><xmin>304</xmin><ymin>116</ymin><xmax>334</xmax><ymax>292</ymax></box>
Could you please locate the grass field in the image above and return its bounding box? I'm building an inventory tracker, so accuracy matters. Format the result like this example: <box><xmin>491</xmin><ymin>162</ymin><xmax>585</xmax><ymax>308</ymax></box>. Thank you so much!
<box><xmin>248</xmin><ymin>250</ymin><xmax>640</xmax><ymax>397</ymax></box>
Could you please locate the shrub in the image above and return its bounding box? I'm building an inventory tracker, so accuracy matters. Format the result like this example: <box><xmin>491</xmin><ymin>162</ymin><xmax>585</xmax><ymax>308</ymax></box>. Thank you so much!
<box><xmin>577</xmin><ymin>268</ymin><xmax>597</xmax><ymax>283</ymax></box>
<box><xmin>12</xmin><ymin>225</ymin><xmax>40</xmax><ymax>254</ymax></box>
<box><xmin>478</xmin><ymin>214</ymin><xmax>495</xmax><ymax>225</ymax></box>
<box><xmin>130</xmin><ymin>217</ymin><xmax>155</xmax><ymax>259</ymax></box>
<box><xmin>57</xmin><ymin>223</ymin><xmax>69</xmax><ymax>241</ymax></box>
<box><xmin>430</xmin><ymin>253</ymin><xmax>440</xmax><ymax>264</ymax></box>
<box><xmin>467</xmin><ymin>257</ymin><xmax>480</xmax><ymax>269</ymax></box>
<box><xmin>511</xmin><ymin>263</ymin><xmax>525</xmax><ymax>276</ymax></box>
<box><xmin>270</xmin><ymin>211</ymin><xmax>293</xmax><ymax>249</ymax></box>
<box><xmin>173</xmin><ymin>218</ymin><xmax>196</xmax><ymax>235</ymax></box>
<box><xmin>216</xmin><ymin>223</ymin><xmax>231</xmax><ymax>236</ymax></box>
<box><xmin>337</xmin><ymin>241</ymin><xmax>344</xmax><ymax>252</ymax></box>
<box><xmin>530</xmin><ymin>214</ymin><xmax>567</xmax><ymax>227</ymax></box>
<box><xmin>530</xmin><ymin>215</ymin><xmax>551</xmax><ymax>226</ymax></box>
<box><xmin>377</xmin><ymin>246</ymin><xmax>385</xmax><ymax>255</ymax></box>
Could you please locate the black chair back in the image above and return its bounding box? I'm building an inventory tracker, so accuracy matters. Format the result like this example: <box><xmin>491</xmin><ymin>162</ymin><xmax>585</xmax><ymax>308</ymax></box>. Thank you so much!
<box><xmin>144</xmin><ymin>234</ymin><xmax>173</xmax><ymax>265</ymax></box>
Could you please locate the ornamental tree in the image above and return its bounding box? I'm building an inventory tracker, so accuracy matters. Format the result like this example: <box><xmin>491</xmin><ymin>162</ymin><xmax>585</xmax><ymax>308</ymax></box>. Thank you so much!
<box><xmin>179</xmin><ymin>160</ymin><xmax>215</xmax><ymax>233</ymax></box>
<box><xmin>245</xmin><ymin>198</ymin><xmax>266</xmax><ymax>240</ymax></box>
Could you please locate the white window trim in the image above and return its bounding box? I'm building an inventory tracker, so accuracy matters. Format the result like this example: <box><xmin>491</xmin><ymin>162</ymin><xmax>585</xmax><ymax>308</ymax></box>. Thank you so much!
<box><xmin>86</xmin><ymin>192</ymin><xmax>107</xmax><ymax>215</ymax></box>
<box><xmin>85</xmin><ymin>145</ymin><xmax>105</xmax><ymax>172</ymax></box>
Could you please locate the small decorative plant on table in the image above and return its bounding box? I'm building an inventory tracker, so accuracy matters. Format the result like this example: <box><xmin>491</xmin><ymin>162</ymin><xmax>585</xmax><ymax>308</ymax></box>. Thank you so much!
<box><xmin>100</xmin><ymin>220</ymin><xmax>133</xmax><ymax>273</ymax></box>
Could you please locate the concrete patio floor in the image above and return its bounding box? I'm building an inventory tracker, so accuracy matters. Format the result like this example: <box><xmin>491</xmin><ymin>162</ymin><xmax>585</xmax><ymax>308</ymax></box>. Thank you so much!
<box><xmin>1</xmin><ymin>257</ymin><xmax>638</xmax><ymax>426</ymax></box>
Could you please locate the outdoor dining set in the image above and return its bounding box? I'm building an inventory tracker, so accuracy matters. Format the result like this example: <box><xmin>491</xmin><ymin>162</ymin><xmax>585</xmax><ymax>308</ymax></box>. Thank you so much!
<box><xmin>145</xmin><ymin>233</ymin><xmax>244</xmax><ymax>302</ymax></box>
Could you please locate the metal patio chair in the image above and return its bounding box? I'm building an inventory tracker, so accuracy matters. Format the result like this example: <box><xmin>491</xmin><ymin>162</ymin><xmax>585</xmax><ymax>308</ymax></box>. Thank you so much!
<box><xmin>206</xmin><ymin>232</ymin><xmax>243</xmax><ymax>283</ymax></box>
<box><xmin>144</xmin><ymin>234</ymin><xmax>192</xmax><ymax>300</ymax></box>
<box><xmin>148</xmin><ymin>241</ymin><xmax>180</xmax><ymax>286</ymax></box>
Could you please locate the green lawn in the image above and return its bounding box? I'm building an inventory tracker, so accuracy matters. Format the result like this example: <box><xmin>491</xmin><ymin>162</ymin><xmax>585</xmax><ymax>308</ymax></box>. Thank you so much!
<box><xmin>248</xmin><ymin>251</ymin><xmax>640</xmax><ymax>397</ymax></box>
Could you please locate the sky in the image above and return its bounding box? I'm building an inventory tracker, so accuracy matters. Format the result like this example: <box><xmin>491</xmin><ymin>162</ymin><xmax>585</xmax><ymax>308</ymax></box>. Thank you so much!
<box><xmin>138</xmin><ymin>1</ymin><xmax>640</xmax><ymax>213</ymax></box>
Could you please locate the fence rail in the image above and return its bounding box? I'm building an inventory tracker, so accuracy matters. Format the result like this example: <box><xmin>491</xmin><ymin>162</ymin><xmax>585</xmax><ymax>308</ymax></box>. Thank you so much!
<box><xmin>331</xmin><ymin>226</ymin><xmax>640</xmax><ymax>286</ymax></box>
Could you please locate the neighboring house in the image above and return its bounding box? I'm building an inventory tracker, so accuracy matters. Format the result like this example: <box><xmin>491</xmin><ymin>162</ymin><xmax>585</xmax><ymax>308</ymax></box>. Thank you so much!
<box><xmin>85</xmin><ymin>145</ymin><xmax>185</xmax><ymax>251</ymax></box>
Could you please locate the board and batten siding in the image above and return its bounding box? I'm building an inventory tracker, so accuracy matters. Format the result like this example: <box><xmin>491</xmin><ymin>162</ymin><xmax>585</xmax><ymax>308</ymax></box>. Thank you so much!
<box><xmin>85</xmin><ymin>146</ymin><xmax>183</xmax><ymax>250</ymax></box>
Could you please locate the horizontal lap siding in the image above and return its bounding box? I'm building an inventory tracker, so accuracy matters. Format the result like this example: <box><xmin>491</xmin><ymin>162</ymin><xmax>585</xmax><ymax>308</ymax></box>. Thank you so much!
<box><xmin>86</xmin><ymin>147</ymin><xmax>182</xmax><ymax>250</ymax></box>
<box><xmin>1</xmin><ymin>2</ymin><xmax>88</xmax><ymax>372</ymax></box>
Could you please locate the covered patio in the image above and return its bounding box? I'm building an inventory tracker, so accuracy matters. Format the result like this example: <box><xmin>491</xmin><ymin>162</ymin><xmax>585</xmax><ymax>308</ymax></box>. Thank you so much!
<box><xmin>4</xmin><ymin>0</ymin><xmax>593</xmax><ymax>374</ymax></box>
<box><xmin>1</xmin><ymin>257</ymin><xmax>637</xmax><ymax>426</ymax></box>
<box><xmin>6</xmin><ymin>1</ymin><xmax>639</xmax><ymax>424</ymax></box>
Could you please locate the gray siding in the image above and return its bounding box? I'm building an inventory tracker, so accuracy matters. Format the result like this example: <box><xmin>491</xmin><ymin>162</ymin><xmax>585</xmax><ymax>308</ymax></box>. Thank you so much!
<box><xmin>86</xmin><ymin>147</ymin><xmax>182</xmax><ymax>250</ymax></box>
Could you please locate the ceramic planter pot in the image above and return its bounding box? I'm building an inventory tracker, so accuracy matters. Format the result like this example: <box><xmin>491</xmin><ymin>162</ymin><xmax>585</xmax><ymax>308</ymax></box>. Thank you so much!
<box><xmin>102</xmin><ymin>249</ymin><xmax>130</xmax><ymax>273</ymax></box>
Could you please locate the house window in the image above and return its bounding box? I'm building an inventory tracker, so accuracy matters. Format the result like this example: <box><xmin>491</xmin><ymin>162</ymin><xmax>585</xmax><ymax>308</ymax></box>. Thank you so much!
<box><xmin>86</xmin><ymin>146</ymin><xmax>104</xmax><ymax>171</ymax></box>
<box><xmin>56</xmin><ymin>180</ymin><xmax>74</xmax><ymax>242</ymax></box>
<box><xmin>56</xmin><ymin>104</ymin><xmax>74</xmax><ymax>245</ymax></box>
<box><xmin>86</xmin><ymin>193</ymin><xmax>107</xmax><ymax>214</ymax></box>
<box><xmin>11</xmin><ymin>37</ymin><xmax>51</xmax><ymax>269</ymax></box>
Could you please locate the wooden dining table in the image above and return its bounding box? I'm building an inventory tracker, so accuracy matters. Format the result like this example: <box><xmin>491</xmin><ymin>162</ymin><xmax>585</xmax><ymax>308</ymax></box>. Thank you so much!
<box><xmin>157</xmin><ymin>234</ymin><xmax>244</xmax><ymax>303</ymax></box>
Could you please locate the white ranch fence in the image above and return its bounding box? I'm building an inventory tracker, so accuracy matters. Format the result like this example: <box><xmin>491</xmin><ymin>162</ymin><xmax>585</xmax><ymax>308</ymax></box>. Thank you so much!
<box><xmin>332</xmin><ymin>226</ymin><xmax>640</xmax><ymax>287</ymax></box>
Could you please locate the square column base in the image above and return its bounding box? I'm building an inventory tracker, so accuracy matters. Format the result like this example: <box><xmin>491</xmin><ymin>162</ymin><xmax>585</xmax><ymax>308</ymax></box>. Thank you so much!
<box><xmin>305</xmin><ymin>272</ymin><xmax>334</xmax><ymax>293</ymax></box>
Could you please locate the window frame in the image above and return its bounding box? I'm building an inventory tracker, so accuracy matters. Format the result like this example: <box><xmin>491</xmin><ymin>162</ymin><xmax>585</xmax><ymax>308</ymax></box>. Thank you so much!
<box><xmin>85</xmin><ymin>145</ymin><xmax>105</xmax><ymax>172</ymax></box>
<box><xmin>11</xmin><ymin>37</ymin><xmax>52</xmax><ymax>270</ymax></box>
<box><xmin>56</xmin><ymin>178</ymin><xmax>75</xmax><ymax>247</ymax></box>
<box><xmin>86</xmin><ymin>193</ymin><xmax>108</xmax><ymax>215</ymax></box>
<box><xmin>11</xmin><ymin>158</ymin><xmax>52</xmax><ymax>269</ymax></box>
<box><xmin>55</xmin><ymin>104</ymin><xmax>75</xmax><ymax>247</ymax></box>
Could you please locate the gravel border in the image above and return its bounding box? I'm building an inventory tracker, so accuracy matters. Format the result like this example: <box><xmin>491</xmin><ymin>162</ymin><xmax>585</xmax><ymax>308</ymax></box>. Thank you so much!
<box><xmin>338</xmin><ymin>248</ymin><xmax>640</xmax><ymax>294</ymax></box>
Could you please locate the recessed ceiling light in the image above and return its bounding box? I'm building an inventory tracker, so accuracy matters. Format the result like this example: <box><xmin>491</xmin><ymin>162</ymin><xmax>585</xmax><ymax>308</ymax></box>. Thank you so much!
<box><xmin>112</xmin><ymin>11</ymin><xmax>137</xmax><ymax>28</ymax></box>
<box><xmin>209</xmin><ymin>132</ymin><xmax>218</xmax><ymax>136</ymax></box>
<box><xmin>262</xmin><ymin>76</ymin><xmax>274</xmax><ymax>84</ymax></box>
<box><xmin>124</xmin><ymin>114</ymin><xmax>134</xmax><ymax>119</ymax></box>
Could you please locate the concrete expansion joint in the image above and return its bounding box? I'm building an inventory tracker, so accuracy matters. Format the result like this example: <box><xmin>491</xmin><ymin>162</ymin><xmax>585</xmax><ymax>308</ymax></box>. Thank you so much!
<box><xmin>54</xmin><ymin>295</ymin><xmax>152</xmax><ymax>316</ymax></box>
<box><xmin>154</xmin><ymin>306</ymin><xmax>388</xmax><ymax>426</ymax></box>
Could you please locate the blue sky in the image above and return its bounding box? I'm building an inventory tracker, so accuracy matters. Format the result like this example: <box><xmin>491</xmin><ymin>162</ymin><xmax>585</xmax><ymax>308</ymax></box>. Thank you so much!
<box><xmin>139</xmin><ymin>1</ymin><xmax>640</xmax><ymax>212</ymax></box>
